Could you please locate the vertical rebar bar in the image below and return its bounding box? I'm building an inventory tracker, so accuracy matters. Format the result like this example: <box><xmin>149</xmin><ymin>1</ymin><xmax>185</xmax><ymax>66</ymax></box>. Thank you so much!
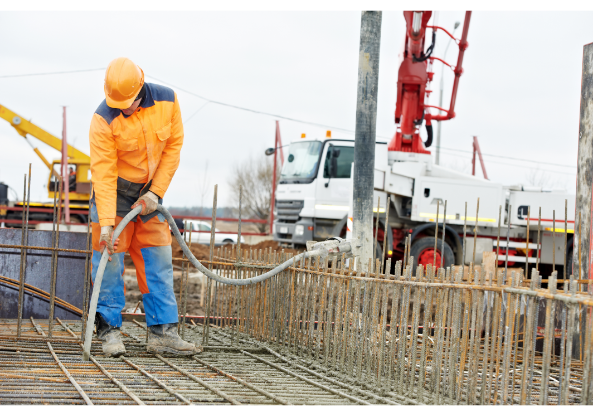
<box><xmin>501</xmin><ymin>271</ymin><xmax>517</xmax><ymax>404</ymax></box>
<box><xmin>440</xmin><ymin>200</ymin><xmax>448</xmax><ymax>269</ymax></box>
<box><xmin>376</xmin><ymin>270</ymin><xmax>387</xmax><ymax>389</ymax></box>
<box><xmin>564</xmin><ymin>200</ymin><xmax>568</xmax><ymax>282</ymax></box>
<box><xmin>494</xmin><ymin>205</ymin><xmax>502</xmax><ymax>283</ymax></box>
<box><xmin>373</xmin><ymin>197</ymin><xmax>380</xmax><ymax>270</ymax></box>
<box><xmin>540</xmin><ymin>271</ymin><xmax>558</xmax><ymax>405</ymax></box>
<box><xmin>203</xmin><ymin>184</ymin><xmax>218</xmax><ymax>345</ymax></box>
<box><xmin>462</xmin><ymin>202</ymin><xmax>468</xmax><ymax>277</ymax></box>
<box><xmin>339</xmin><ymin>270</ymin><xmax>352</xmax><ymax>371</ymax></box>
<box><xmin>563</xmin><ymin>278</ymin><xmax>578</xmax><ymax>405</ymax></box>
<box><xmin>178</xmin><ymin>220</ymin><xmax>188</xmax><ymax>325</ymax></box>
<box><xmin>403</xmin><ymin>235</ymin><xmax>408</xmax><ymax>270</ymax></box>
<box><xmin>16</xmin><ymin>171</ymin><xmax>28</xmax><ymax>337</ymax></box>
<box><xmin>471</xmin><ymin>198</ymin><xmax>479</xmax><ymax>281</ymax></box>
<box><xmin>519</xmin><ymin>267</ymin><xmax>538</xmax><ymax>405</ymax></box>
<box><xmin>181</xmin><ymin>222</ymin><xmax>193</xmax><ymax>339</ymax></box>
<box><xmin>553</xmin><ymin>210</ymin><xmax>556</xmax><ymax>274</ymax></box>
<box><xmin>504</xmin><ymin>204</ymin><xmax>512</xmax><ymax>284</ymax></box>
<box><xmin>81</xmin><ymin>188</ymin><xmax>92</xmax><ymax>343</ymax></box>
<box><xmin>525</xmin><ymin>206</ymin><xmax>530</xmax><ymax>280</ymax></box>
<box><xmin>434</xmin><ymin>200</ymin><xmax>440</xmax><ymax>266</ymax></box>
<box><xmin>381</xmin><ymin>196</ymin><xmax>391</xmax><ymax>273</ymax></box>
<box><xmin>48</xmin><ymin>177</ymin><xmax>63</xmax><ymax>338</ymax></box>
<box><xmin>536</xmin><ymin>207</ymin><xmax>542</xmax><ymax>272</ymax></box>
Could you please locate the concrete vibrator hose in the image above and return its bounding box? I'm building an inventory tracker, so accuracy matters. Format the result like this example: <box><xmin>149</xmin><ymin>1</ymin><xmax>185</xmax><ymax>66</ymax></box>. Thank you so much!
<box><xmin>83</xmin><ymin>205</ymin><xmax>353</xmax><ymax>360</ymax></box>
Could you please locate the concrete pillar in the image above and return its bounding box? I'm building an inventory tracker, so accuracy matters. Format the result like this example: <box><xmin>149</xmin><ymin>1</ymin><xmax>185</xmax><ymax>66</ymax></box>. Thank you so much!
<box><xmin>576</xmin><ymin>43</ymin><xmax>593</xmax><ymax>403</ymax></box>
<box><xmin>352</xmin><ymin>11</ymin><xmax>382</xmax><ymax>267</ymax></box>
<box><xmin>576</xmin><ymin>43</ymin><xmax>593</xmax><ymax>293</ymax></box>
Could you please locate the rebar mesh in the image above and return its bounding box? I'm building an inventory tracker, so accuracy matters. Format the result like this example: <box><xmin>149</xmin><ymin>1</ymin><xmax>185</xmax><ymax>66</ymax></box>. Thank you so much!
<box><xmin>198</xmin><ymin>247</ymin><xmax>593</xmax><ymax>405</ymax></box>
<box><xmin>1</xmin><ymin>246</ymin><xmax>592</xmax><ymax>405</ymax></box>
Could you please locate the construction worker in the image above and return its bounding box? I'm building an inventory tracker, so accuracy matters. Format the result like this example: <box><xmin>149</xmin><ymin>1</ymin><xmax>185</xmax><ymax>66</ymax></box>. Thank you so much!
<box><xmin>68</xmin><ymin>167</ymin><xmax>76</xmax><ymax>191</ymax></box>
<box><xmin>89</xmin><ymin>57</ymin><xmax>199</xmax><ymax>357</ymax></box>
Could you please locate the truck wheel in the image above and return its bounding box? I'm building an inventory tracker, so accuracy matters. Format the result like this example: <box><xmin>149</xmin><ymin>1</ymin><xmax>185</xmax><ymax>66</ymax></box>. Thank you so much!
<box><xmin>410</xmin><ymin>237</ymin><xmax>454</xmax><ymax>270</ymax></box>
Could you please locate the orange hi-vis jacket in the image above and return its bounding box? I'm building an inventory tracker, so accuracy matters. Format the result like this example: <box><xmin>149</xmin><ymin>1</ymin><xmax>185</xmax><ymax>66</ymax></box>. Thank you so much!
<box><xmin>89</xmin><ymin>83</ymin><xmax>183</xmax><ymax>227</ymax></box>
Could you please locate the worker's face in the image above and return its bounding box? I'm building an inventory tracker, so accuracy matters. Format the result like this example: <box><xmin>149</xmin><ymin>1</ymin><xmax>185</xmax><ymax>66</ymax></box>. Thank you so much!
<box><xmin>121</xmin><ymin>99</ymin><xmax>142</xmax><ymax>116</ymax></box>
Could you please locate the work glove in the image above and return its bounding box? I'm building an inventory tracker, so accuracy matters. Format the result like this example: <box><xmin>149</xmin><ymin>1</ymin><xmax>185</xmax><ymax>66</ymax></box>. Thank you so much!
<box><xmin>132</xmin><ymin>191</ymin><xmax>159</xmax><ymax>216</ymax></box>
<box><xmin>99</xmin><ymin>226</ymin><xmax>119</xmax><ymax>261</ymax></box>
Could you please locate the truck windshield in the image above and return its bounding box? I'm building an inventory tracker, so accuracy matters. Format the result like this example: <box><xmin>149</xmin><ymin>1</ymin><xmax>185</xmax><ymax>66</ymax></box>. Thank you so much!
<box><xmin>280</xmin><ymin>141</ymin><xmax>322</xmax><ymax>184</ymax></box>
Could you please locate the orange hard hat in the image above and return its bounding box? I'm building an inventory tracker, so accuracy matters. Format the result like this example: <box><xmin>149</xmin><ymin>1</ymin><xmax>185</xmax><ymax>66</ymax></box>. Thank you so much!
<box><xmin>104</xmin><ymin>57</ymin><xmax>144</xmax><ymax>109</ymax></box>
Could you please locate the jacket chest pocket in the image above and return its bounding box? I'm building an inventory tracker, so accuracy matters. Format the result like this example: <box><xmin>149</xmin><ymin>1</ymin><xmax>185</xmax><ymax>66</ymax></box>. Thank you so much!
<box><xmin>114</xmin><ymin>137</ymin><xmax>139</xmax><ymax>166</ymax></box>
<box><xmin>156</xmin><ymin>123</ymin><xmax>171</xmax><ymax>142</ymax></box>
<box><xmin>115</xmin><ymin>137</ymin><xmax>139</xmax><ymax>152</ymax></box>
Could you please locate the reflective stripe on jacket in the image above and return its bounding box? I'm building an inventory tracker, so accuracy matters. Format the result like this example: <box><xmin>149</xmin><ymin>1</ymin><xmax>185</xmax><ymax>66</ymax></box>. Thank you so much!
<box><xmin>89</xmin><ymin>83</ymin><xmax>184</xmax><ymax>227</ymax></box>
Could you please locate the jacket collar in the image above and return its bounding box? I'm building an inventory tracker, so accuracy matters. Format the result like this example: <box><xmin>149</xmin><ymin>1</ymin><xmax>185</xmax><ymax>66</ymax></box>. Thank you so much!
<box><xmin>140</xmin><ymin>83</ymin><xmax>156</xmax><ymax>109</ymax></box>
<box><xmin>121</xmin><ymin>83</ymin><xmax>155</xmax><ymax>118</ymax></box>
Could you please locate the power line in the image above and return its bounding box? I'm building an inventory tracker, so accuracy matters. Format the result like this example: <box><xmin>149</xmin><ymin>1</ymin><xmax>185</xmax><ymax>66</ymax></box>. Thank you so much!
<box><xmin>185</xmin><ymin>102</ymin><xmax>211</xmax><ymax>123</ymax></box>
<box><xmin>439</xmin><ymin>145</ymin><xmax>576</xmax><ymax>169</ymax></box>
<box><xmin>0</xmin><ymin>68</ymin><xmax>105</xmax><ymax>78</ymax></box>
<box><xmin>147</xmin><ymin>75</ymin><xmax>378</xmax><ymax>136</ymax></box>
<box><xmin>438</xmin><ymin>149</ymin><xmax>576</xmax><ymax>177</ymax></box>
<box><xmin>0</xmin><ymin>66</ymin><xmax>377</xmax><ymax>135</ymax></box>
<box><xmin>0</xmin><ymin>67</ymin><xmax>577</xmax><ymax>174</ymax></box>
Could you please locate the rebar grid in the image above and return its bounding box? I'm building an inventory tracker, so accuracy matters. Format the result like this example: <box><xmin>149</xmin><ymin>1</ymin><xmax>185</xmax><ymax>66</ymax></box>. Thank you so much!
<box><xmin>0</xmin><ymin>319</ymin><xmax>387</xmax><ymax>405</ymax></box>
<box><xmin>193</xmin><ymin>247</ymin><xmax>593</xmax><ymax>406</ymax></box>
<box><xmin>2</xmin><ymin>166</ymin><xmax>591</xmax><ymax>405</ymax></box>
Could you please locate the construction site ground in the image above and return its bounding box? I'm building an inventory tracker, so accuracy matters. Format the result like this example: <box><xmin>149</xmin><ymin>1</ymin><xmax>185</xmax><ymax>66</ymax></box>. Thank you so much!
<box><xmin>0</xmin><ymin>318</ymin><xmax>389</xmax><ymax>405</ymax></box>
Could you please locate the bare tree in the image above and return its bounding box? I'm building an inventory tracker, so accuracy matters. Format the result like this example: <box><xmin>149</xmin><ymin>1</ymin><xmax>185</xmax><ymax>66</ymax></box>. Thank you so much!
<box><xmin>196</xmin><ymin>161</ymin><xmax>211</xmax><ymax>216</ymax></box>
<box><xmin>229</xmin><ymin>155</ymin><xmax>281</xmax><ymax>233</ymax></box>
<box><xmin>525</xmin><ymin>167</ymin><xmax>564</xmax><ymax>189</ymax></box>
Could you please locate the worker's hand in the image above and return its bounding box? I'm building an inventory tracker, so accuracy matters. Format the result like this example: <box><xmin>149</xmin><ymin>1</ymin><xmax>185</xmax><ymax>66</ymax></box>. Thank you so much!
<box><xmin>132</xmin><ymin>191</ymin><xmax>159</xmax><ymax>216</ymax></box>
<box><xmin>99</xmin><ymin>226</ymin><xmax>119</xmax><ymax>261</ymax></box>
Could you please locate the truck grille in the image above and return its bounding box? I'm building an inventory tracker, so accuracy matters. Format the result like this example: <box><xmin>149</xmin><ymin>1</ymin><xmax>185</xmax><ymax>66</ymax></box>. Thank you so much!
<box><xmin>276</xmin><ymin>200</ymin><xmax>304</xmax><ymax>223</ymax></box>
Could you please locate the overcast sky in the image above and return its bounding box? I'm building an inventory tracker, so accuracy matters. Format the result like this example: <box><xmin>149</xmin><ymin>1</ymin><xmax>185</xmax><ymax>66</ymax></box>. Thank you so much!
<box><xmin>0</xmin><ymin>11</ymin><xmax>585</xmax><ymax>208</ymax></box>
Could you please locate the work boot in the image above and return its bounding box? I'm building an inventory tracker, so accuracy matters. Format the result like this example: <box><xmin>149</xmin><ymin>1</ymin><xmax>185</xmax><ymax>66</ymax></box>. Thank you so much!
<box><xmin>147</xmin><ymin>323</ymin><xmax>202</xmax><ymax>355</ymax></box>
<box><xmin>95</xmin><ymin>313</ymin><xmax>126</xmax><ymax>357</ymax></box>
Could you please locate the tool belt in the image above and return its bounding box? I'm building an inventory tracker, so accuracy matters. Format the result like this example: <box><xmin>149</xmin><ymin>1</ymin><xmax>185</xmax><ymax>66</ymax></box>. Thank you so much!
<box><xmin>91</xmin><ymin>177</ymin><xmax>163</xmax><ymax>223</ymax></box>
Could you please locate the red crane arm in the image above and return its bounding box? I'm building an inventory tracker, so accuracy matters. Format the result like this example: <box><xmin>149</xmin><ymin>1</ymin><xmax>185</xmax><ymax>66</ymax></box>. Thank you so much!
<box><xmin>428</xmin><ymin>11</ymin><xmax>472</xmax><ymax>122</ymax></box>
<box><xmin>389</xmin><ymin>11</ymin><xmax>472</xmax><ymax>155</ymax></box>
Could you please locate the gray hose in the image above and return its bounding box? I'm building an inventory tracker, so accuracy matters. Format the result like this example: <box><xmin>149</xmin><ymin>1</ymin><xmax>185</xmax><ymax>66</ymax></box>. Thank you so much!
<box><xmin>121</xmin><ymin>205</ymin><xmax>339</xmax><ymax>285</ymax></box>
<box><xmin>83</xmin><ymin>204</ymin><xmax>350</xmax><ymax>360</ymax></box>
<box><xmin>159</xmin><ymin>204</ymin><xmax>346</xmax><ymax>285</ymax></box>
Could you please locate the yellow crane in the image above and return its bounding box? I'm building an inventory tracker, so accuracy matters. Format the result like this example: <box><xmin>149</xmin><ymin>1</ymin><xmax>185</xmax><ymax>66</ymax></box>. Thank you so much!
<box><xmin>0</xmin><ymin>104</ymin><xmax>91</xmax><ymax>222</ymax></box>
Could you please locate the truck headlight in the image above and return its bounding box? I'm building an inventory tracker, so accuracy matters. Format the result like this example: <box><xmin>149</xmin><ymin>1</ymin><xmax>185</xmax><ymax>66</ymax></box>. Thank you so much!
<box><xmin>295</xmin><ymin>225</ymin><xmax>304</xmax><ymax>236</ymax></box>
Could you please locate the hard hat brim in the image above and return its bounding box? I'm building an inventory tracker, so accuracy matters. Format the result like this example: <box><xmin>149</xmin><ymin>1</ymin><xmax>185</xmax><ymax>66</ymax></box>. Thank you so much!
<box><xmin>104</xmin><ymin>84</ymin><xmax>139</xmax><ymax>109</ymax></box>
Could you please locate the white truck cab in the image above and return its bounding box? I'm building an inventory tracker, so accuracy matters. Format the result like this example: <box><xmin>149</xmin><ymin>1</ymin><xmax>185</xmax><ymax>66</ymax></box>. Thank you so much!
<box><xmin>274</xmin><ymin>138</ymin><xmax>365</xmax><ymax>246</ymax></box>
<box><xmin>273</xmin><ymin>136</ymin><xmax>575</xmax><ymax>276</ymax></box>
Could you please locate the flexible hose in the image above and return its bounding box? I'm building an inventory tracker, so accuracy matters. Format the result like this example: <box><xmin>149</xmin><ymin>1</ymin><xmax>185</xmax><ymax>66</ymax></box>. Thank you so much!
<box><xmin>83</xmin><ymin>204</ymin><xmax>351</xmax><ymax>360</ymax></box>
<box><xmin>424</xmin><ymin>123</ymin><xmax>433</xmax><ymax>148</ymax></box>
<box><xmin>159</xmin><ymin>205</ymin><xmax>339</xmax><ymax>285</ymax></box>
